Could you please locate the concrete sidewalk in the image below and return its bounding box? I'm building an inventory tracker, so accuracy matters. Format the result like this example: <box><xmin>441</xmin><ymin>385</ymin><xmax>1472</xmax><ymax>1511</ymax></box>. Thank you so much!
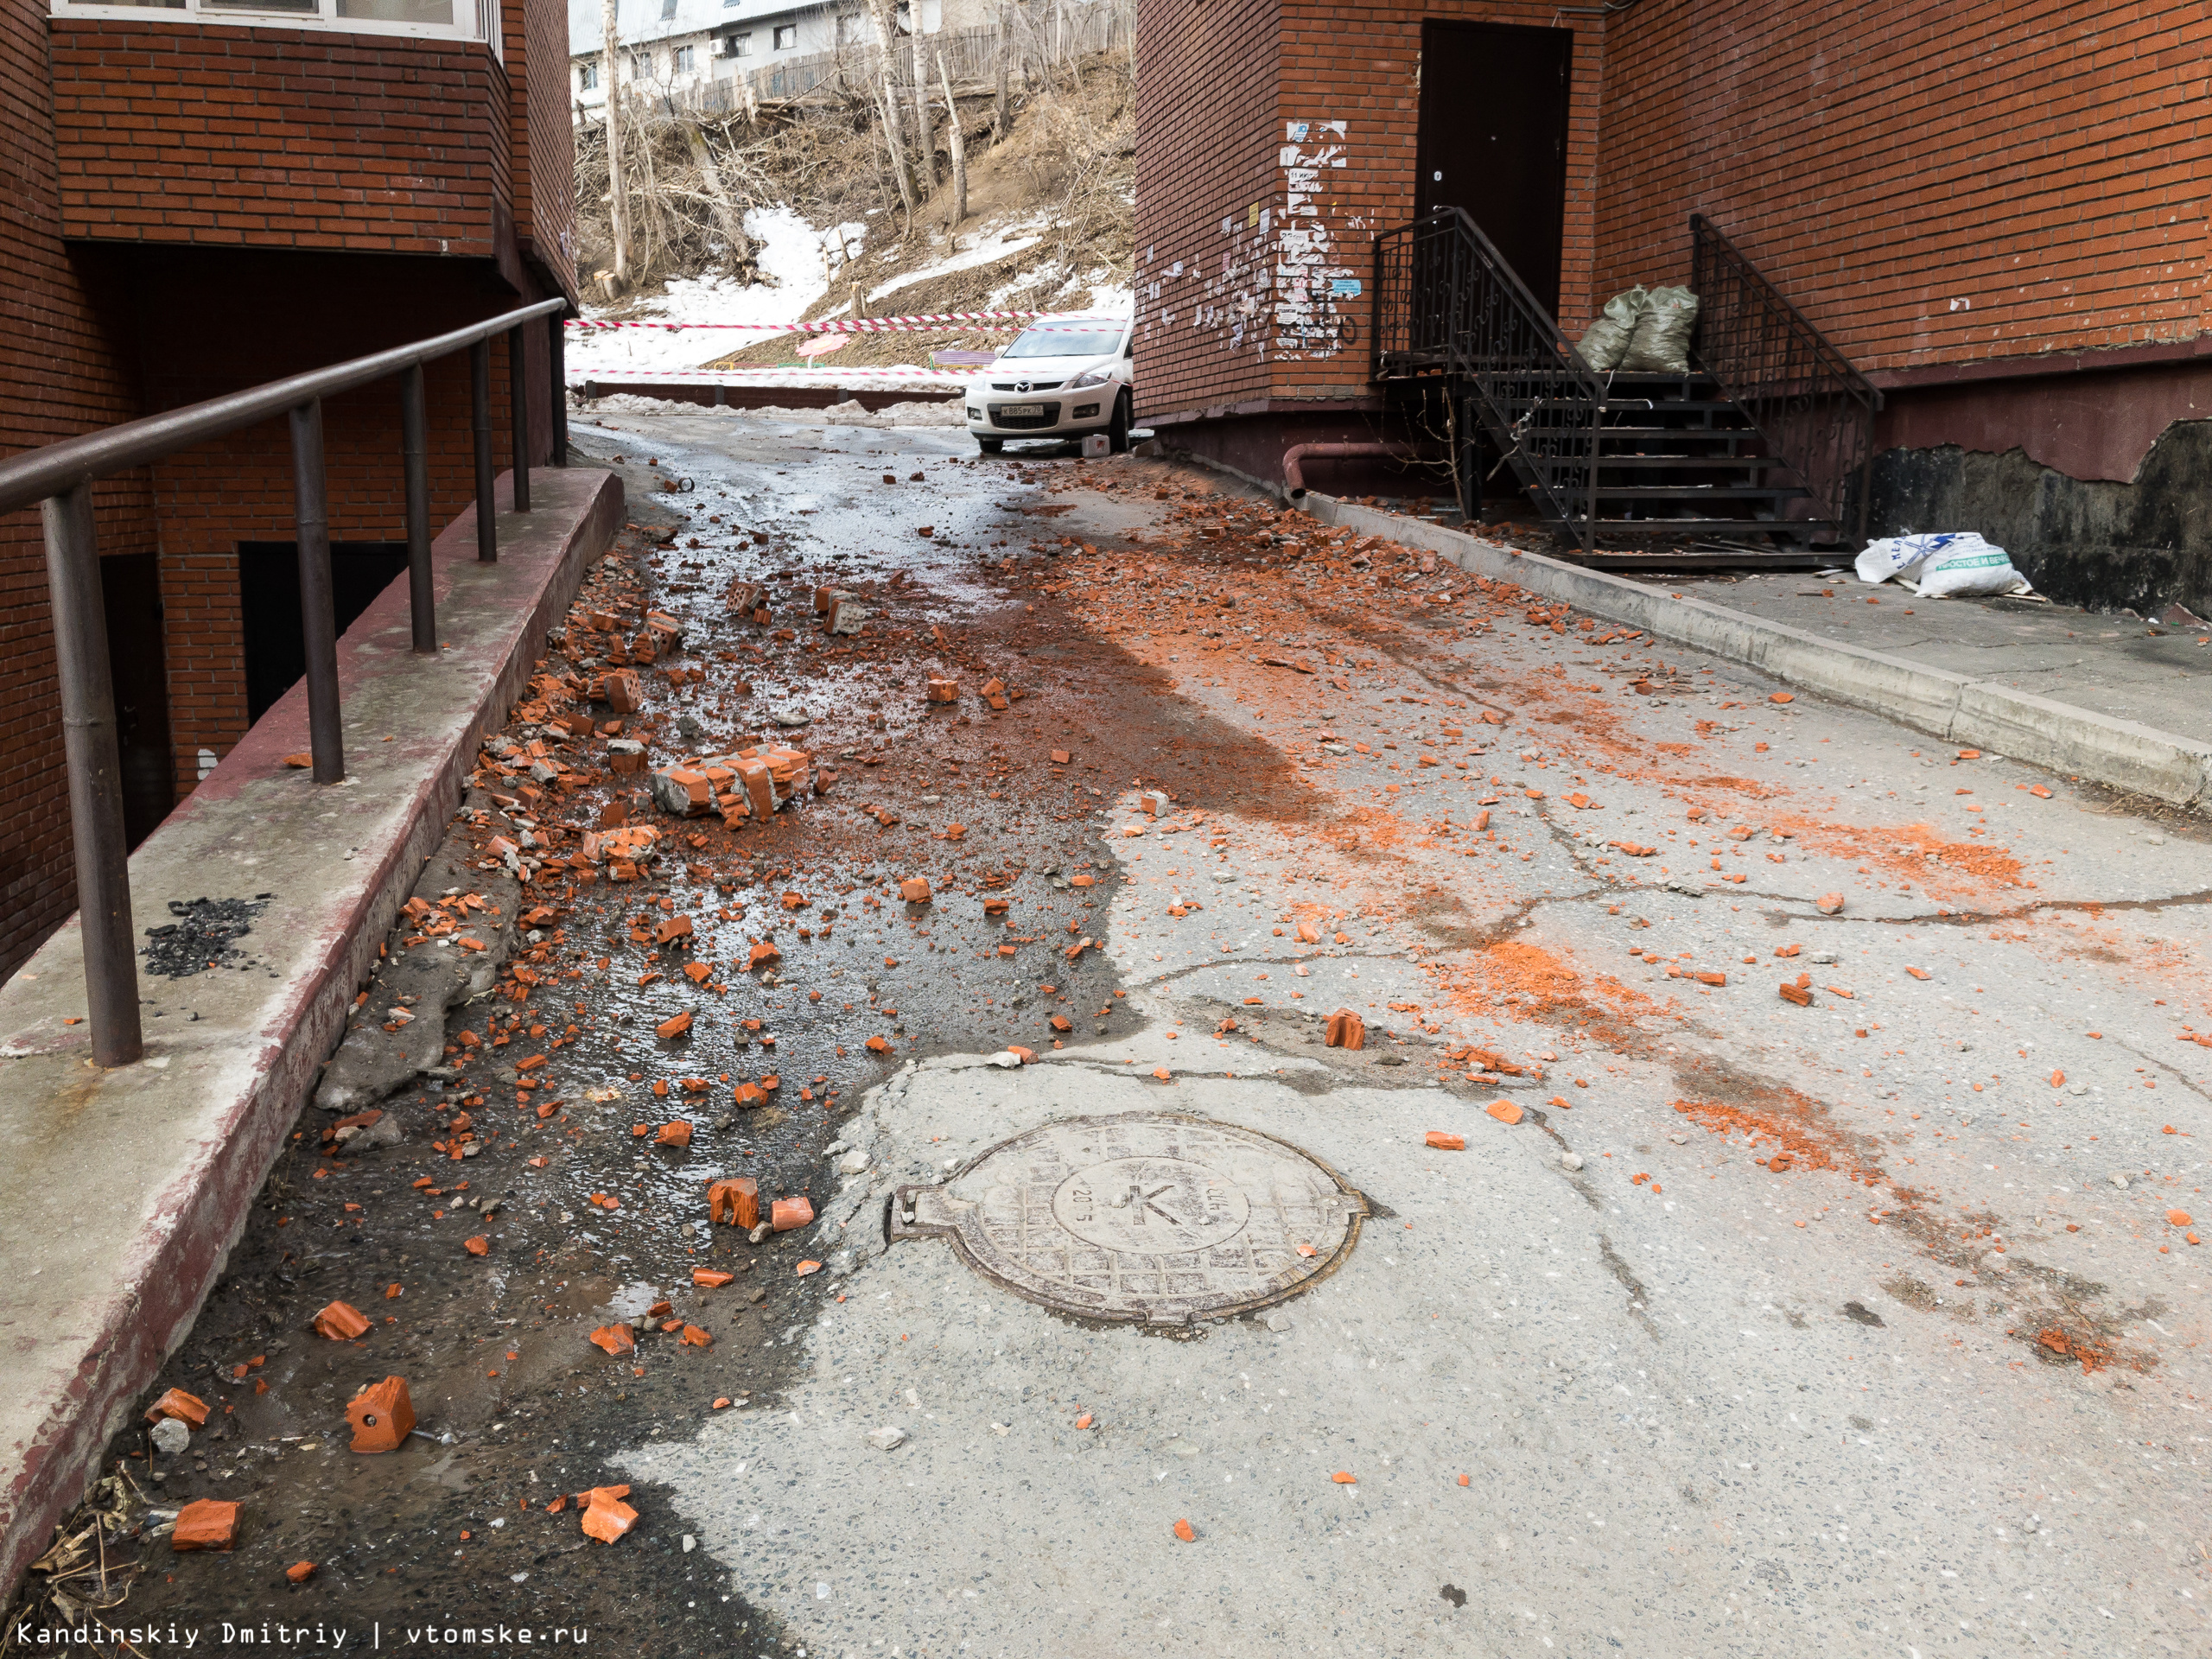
<box><xmin>1672</xmin><ymin>571</ymin><xmax>2212</xmax><ymax>749</ymax></box>
<box><xmin>1298</xmin><ymin>496</ymin><xmax>2212</xmax><ymax>810</ymax></box>
<box><xmin>0</xmin><ymin>467</ymin><xmax>621</xmax><ymax>1596</ymax></box>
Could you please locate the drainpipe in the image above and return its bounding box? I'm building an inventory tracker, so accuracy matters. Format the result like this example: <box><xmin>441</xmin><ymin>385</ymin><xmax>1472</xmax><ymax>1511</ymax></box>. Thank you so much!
<box><xmin>1281</xmin><ymin>442</ymin><xmax>1441</xmax><ymax>499</ymax></box>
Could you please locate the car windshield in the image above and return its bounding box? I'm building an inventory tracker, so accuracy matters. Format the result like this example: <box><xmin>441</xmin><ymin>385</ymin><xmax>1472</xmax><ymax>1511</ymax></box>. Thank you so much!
<box><xmin>1000</xmin><ymin>322</ymin><xmax>1124</xmax><ymax>359</ymax></box>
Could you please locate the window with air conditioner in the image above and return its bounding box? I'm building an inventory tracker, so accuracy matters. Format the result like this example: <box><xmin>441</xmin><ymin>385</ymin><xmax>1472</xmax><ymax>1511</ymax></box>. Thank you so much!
<box><xmin>720</xmin><ymin>29</ymin><xmax>749</xmax><ymax>54</ymax></box>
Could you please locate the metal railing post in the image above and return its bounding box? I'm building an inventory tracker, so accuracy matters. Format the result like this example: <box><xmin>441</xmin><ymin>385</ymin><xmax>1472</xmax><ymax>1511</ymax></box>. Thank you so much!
<box><xmin>288</xmin><ymin>399</ymin><xmax>345</xmax><ymax>784</ymax></box>
<box><xmin>41</xmin><ymin>484</ymin><xmax>143</xmax><ymax>1067</ymax></box>
<box><xmin>508</xmin><ymin>323</ymin><xmax>531</xmax><ymax>512</ymax></box>
<box><xmin>470</xmin><ymin>340</ymin><xmax>498</xmax><ymax>562</ymax></box>
<box><xmin>549</xmin><ymin>312</ymin><xmax>569</xmax><ymax>467</ymax></box>
<box><xmin>400</xmin><ymin>364</ymin><xmax>435</xmax><ymax>654</ymax></box>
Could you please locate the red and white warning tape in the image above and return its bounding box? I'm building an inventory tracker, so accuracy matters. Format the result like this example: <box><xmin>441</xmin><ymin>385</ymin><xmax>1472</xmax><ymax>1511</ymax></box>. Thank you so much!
<box><xmin>567</xmin><ymin>308</ymin><xmax>1052</xmax><ymax>334</ymax></box>
<box><xmin>569</xmin><ymin>366</ymin><xmax>969</xmax><ymax>390</ymax></box>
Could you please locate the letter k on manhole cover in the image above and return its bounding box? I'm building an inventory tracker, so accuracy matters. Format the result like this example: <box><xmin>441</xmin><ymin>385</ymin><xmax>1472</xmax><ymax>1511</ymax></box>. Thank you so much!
<box><xmin>891</xmin><ymin>1113</ymin><xmax>1367</xmax><ymax>1325</ymax></box>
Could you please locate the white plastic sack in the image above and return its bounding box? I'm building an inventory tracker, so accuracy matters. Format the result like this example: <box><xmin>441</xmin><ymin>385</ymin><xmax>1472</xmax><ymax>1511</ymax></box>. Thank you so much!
<box><xmin>1853</xmin><ymin>531</ymin><xmax>2031</xmax><ymax>598</ymax></box>
<box><xmin>1577</xmin><ymin>285</ymin><xmax>1648</xmax><ymax>372</ymax></box>
<box><xmin>1618</xmin><ymin>285</ymin><xmax>1700</xmax><ymax>373</ymax></box>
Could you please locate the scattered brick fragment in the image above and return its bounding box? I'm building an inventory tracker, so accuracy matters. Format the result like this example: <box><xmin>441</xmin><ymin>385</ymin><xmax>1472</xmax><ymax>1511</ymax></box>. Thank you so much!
<box><xmin>1484</xmin><ymin>1100</ymin><xmax>1523</xmax><ymax>1125</ymax></box>
<box><xmin>1425</xmin><ymin>1131</ymin><xmax>1465</xmax><ymax>1151</ymax></box>
<box><xmin>312</xmin><ymin>1301</ymin><xmax>371</xmax><ymax>1341</ymax></box>
<box><xmin>171</xmin><ymin>1499</ymin><xmax>241</xmax><ymax>1552</ymax></box>
<box><xmin>345</xmin><ymin>1376</ymin><xmax>415</xmax><ymax>1454</ymax></box>
<box><xmin>1325</xmin><ymin>1009</ymin><xmax>1365</xmax><ymax>1050</ymax></box>
<box><xmin>145</xmin><ymin>1388</ymin><xmax>209</xmax><ymax>1427</ymax></box>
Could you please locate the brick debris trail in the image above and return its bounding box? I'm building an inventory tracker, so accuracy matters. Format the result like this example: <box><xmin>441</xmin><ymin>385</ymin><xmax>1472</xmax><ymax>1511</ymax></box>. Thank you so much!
<box><xmin>16</xmin><ymin>411</ymin><xmax>2209</xmax><ymax>1656</ymax></box>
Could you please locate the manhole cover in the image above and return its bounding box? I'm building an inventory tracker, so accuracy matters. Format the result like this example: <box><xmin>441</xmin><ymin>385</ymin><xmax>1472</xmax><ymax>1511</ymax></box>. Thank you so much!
<box><xmin>891</xmin><ymin>1113</ymin><xmax>1366</xmax><ymax>1325</ymax></box>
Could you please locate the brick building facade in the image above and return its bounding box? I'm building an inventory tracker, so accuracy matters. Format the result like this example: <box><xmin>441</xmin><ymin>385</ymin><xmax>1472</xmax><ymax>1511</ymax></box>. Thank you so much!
<box><xmin>1134</xmin><ymin>0</ymin><xmax>2212</xmax><ymax>618</ymax></box>
<box><xmin>0</xmin><ymin>0</ymin><xmax>576</xmax><ymax>977</ymax></box>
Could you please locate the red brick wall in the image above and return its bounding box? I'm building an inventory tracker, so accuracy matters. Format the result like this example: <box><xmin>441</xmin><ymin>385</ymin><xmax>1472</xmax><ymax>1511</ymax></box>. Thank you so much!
<box><xmin>1591</xmin><ymin>0</ymin><xmax>2211</xmax><ymax>376</ymax></box>
<box><xmin>1131</xmin><ymin>0</ymin><xmax>1281</xmax><ymax>424</ymax></box>
<box><xmin>520</xmin><ymin>0</ymin><xmax>580</xmax><ymax>297</ymax></box>
<box><xmin>1135</xmin><ymin>0</ymin><xmax>1608</xmax><ymax>423</ymax></box>
<box><xmin>50</xmin><ymin>22</ymin><xmax>512</xmax><ymax>257</ymax></box>
<box><xmin>0</xmin><ymin>10</ymin><xmax>149</xmax><ymax>976</ymax></box>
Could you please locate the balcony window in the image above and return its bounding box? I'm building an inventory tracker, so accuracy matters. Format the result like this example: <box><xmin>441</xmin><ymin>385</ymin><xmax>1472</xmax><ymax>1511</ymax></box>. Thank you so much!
<box><xmin>771</xmin><ymin>21</ymin><xmax>793</xmax><ymax>48</ymax></box>
<box><xmin>54</xmin><ymin>0</ymin><xmax>495</xmax><ymax>42</ymax></box>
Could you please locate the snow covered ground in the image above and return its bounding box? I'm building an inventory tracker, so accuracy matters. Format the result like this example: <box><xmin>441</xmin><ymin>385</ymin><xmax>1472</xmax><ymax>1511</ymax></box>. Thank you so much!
<box><xmin>575</xmin><ymin>395</ymin><xmax>964</xmax><ymax>426</ymax></box>
<box><xmin>564</xmin><ymin>207</ymin><xmax>861</xmax><ymax>377</ymax></box>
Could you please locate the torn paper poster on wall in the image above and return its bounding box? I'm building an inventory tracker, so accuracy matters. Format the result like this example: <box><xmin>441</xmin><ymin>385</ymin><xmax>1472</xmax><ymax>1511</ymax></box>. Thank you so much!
<box><xmin>1135</xmin><ymin>119</ymin><xmax>1360</xmax><ymax>368</ymax></box>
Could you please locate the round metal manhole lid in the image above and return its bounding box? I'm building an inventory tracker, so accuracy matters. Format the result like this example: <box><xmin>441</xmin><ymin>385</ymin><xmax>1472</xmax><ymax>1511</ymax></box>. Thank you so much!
<box><xmin>894</xmin><ymin>1113</ymin><xmax>1366</xmax><ymax>1325</ymax></box>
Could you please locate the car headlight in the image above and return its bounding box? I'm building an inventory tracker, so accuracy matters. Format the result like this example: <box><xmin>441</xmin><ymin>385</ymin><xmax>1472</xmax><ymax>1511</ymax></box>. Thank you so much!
<box><xmin>1067</xmin><ymin>367</ymin><xmax>1114</xmax><ymax>389</ymax></box>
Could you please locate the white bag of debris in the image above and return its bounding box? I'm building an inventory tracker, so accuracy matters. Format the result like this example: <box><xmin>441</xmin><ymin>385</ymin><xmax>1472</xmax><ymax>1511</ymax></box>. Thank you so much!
<box><xmin>1854</xmin><ymin>531</ymin><xmax>2032</xmax><ymax>598</ymax></box>
<box><xmin>1618</xmin><ymin>285</ymin><xmax>1700</xmax><ymax>373</ymax></box>
<box><xmin>1576</xmin><ymin>285</ymin><xmax>1647</xmax><ymax>372</ymax></box>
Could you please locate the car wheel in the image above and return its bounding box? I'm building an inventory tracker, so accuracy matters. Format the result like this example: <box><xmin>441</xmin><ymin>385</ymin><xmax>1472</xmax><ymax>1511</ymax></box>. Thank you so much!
<box><xmin>976</xmin><ymin>436</ymin><xmax>1003</xmax><ymax>454</ymax></box>
<box><xmin>1108</xmin><ymin>392</ymin><xmax>1132</xmax><ymax>454</ymax></box>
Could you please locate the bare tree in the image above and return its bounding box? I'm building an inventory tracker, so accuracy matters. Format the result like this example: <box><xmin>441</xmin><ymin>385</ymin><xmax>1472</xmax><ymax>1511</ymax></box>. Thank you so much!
<box><xmin>865</xmin><ymin>0</ymin><xmax>921</xmax><ymax>233</ymax></box>
<box><xmin>993</xmin><ymin>0</ymin><xmax>1009</xmax><ymax>141</ymax></box>
<box><xmin>938</xmin><ymin>45</ymin><xmax>968</xmax><ymax>227</ymax></box>
<box><xmin>601</xmin><ymin>0</ymin><xmax>631</xmax><ymax>288</ymax></box>
<box><xmin>874</xmin><ymin>75</ymin><xmax>918</xmax><ymax>238</ymax></box>
<box><xmin>908</xmin><ymin>16</ymin><xmax>933</xmax><ymax>200</ymax></box>
<box><xmin>682</xmin><ymin>120</ymin><xmax>760</xmax><ymax>277</ymax></box>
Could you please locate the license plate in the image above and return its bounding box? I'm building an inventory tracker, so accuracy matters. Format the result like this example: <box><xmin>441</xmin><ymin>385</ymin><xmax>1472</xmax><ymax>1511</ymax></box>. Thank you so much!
<box><xmin>997</xmin><ymin>404</ymin><xmax>1043</xmax><ymax>418</ymax></box>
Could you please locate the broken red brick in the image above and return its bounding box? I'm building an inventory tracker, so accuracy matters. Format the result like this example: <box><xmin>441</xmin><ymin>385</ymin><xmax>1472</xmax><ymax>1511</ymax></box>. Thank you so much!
<box><xmin>171</xmin><ymin>1499</ymin><xmax>242</xmax><ymax>1552</ymax></box>
<box><xmin>1484</xmin><ymin>1100</ymin><xmax>1523</xmax><ymax>1126</ymax></box>
<box><xmin>1424</xmin><ymin>1131</ymin><xmax>1465</xmax><ymax>1151</ymax></box>
<box><xmin>312</xmin><ymin>1301</ymin><xmax>371</xmax><ymax>1341</ymax></box>
<box><xmin>694</xmin><ymin>1268</ymin><xmax>735</xmax><ymax>1287</ymax></box>
<box><xmin>771</xmin><ymin>1196</ymin><xmax>814</xmax><ymax>1231</ymax></box>
<box><xmin>145</xmin><ymin>1388</ymin><xmax>210</xmax><ymax>1428</ymax></box>
<box><xmin>1325</xmin><ymin>1010</ymin><xmax>1365</xmax><ymax>1050</ymax></box>
<box><xmin>925</xmin><ymin>677</ymin><xmax>958</xmax><ymax>703</ymax></box>
<box><xmin>345</xmin><ymin>1376</ymin><xmax>416</xmax><ymax>1454</ymax></box>
<box><xmin>708</xmin><ymin>1177</ymin><xmax>760</xmax><ymax>1229</ymax></box>
<box><xmin>463</xmin><ymin>1236</ymin><xmax>490</xmax><ymax>1256</ymax></box>
<box><xmin>588</xmin><ymin>1325</ymin><xmax>635</xmax><ymax>1357</ymax></box>
<box><xmin>285</xmin><ymin>1560</ymin><xmax>316</xmax><ymax>1584</ymax></box>
<box><xmin>1815</xmin><ymin>893</ymin><xmax>1845</xmax><ymax>914</ymax></box>
<box><xmin>680</xmin><ymin>1324</ymin><xmax>713</xmax><ymax>1347</ymax></box>
<box><xmin>1779</xmin><ymin>982</ymin><xmax>1813</xmax><ymax>1007</ymax></box>
<box><xmin>655</xmin><ymin>1122</ymin><xmax>693</xmax><ymax>1148</ymax></box>
<box><xmin>581</xmin><ymin>1485</ymin><xmax>639</xmax><ymax>1544</ymax></box>
<box><xmin>657</xmin><ymin>1012</ymin><xmax>694</xmax><ymax>1040</ymax></box>
<box><xmin>899</xmin><ymin>876</ymin><xmax>933</xmax><ymax>904</ymax></box>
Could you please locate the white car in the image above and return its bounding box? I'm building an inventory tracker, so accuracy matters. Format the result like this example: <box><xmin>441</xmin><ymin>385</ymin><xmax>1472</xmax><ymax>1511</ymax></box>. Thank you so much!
<box><xmin>963</xmin><ymin>315</ymin><xmax>1134</xmax><ymax>454</ymax></box>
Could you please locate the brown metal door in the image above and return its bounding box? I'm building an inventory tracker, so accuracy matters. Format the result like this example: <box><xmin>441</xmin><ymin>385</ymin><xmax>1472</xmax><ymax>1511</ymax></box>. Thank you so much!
<box><xmin>1415</xmin><ymin>19</ymin><xmax>1573</xmax><ymax>316</ymax></box>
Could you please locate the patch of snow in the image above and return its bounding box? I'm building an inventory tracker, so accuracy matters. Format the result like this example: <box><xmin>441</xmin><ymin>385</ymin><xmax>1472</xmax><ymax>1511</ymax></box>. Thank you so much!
<box><xmin>569</xmin><ymin>207</ymin><xmax>843</xmax><ymax>376</ymax></box>
<box><xmin>576</xmin><ymin>397</ymin><xmax>963</xmax><ymax>428</ymax></box>
<box><xmin>868</xmin><ymin>219</ymin><xmax>1049</xmax><ymax>305</ymax></box>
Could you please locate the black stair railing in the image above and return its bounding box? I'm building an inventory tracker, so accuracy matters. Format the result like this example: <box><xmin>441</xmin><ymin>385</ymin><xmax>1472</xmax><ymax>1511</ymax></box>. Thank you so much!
<box><xmin>0</xmin><ymin>297</ymin><xmax>570</xmax><ymax>1069</ymax></box>
<box><xmin>1374</xmin><ymin>207</ymin><xmax>1603</xmax><ymax>551</ymax></box>
<box><xmin>1689</xmin><ymin>213</ymin><xmax>1884</xmax><ymax>543</ymax></box>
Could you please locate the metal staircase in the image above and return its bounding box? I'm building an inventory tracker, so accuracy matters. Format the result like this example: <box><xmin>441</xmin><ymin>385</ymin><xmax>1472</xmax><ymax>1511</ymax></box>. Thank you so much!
<box><xmin>1370</xmin><ymin>208</ymin><xmax>1882</xmax><ymax>557</ymax></box>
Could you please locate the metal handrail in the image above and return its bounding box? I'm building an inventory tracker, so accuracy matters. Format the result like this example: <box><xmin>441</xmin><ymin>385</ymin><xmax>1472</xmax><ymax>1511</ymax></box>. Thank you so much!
<box><xmin>1688</xmin><ymin>213</ymin><xmax>1884</xmax><ymax>543</ymax></box>
<box><xmin>1372</xmin><ymin>207</ymin><xmax>1605</xmax><ymax>550</ymax></box>
<box><xmin>6</xmin><ymin>296</ymin><xmax>573</xmax><ymax>1068</ymax></box>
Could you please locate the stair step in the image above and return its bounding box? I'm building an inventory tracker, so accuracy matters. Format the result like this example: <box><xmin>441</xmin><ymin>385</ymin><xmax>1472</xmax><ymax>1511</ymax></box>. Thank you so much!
<box><xmin>1585</xmin><ymin>518</ymin><xmax>1839</xmax><ymax>535</ymax></box>
<box><xmin>1590</xmin><ymin>485</ymin><xmax>1805</xmax><ymax>501</ymax></box>
<box><xmin>1594</xmin><ymin>454</ymin><xmax>1789</xmax><ymax>470</ymax></box>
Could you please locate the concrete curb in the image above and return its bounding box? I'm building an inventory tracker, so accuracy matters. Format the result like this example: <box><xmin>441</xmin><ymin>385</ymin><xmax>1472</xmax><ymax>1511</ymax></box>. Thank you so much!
<box><xmin>0</xmin><ymin>468</ymin><xmax>622</xmax><ymax>1599</ymax></box>
<box><xmin>1298</xmin><ymin>493</ymin><xmax>2212</xmax><ymax>809</ymax></box>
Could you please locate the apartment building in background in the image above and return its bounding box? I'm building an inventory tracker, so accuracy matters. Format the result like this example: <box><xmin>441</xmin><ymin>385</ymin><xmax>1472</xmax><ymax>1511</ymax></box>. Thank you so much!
<box><xmin>1134</xmin><ymin>0</ymin><xmax>2210</xmax><ymax>620</ymax></box>
<box><xmin>0</xmin><ymin>0</ymin><xmax>578</xmax><ymax>975</ymax></box>
<box><xmin>569</xmin><ymin>0</ymin><xmax>994</xmax><ymax>112</ymax></box>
